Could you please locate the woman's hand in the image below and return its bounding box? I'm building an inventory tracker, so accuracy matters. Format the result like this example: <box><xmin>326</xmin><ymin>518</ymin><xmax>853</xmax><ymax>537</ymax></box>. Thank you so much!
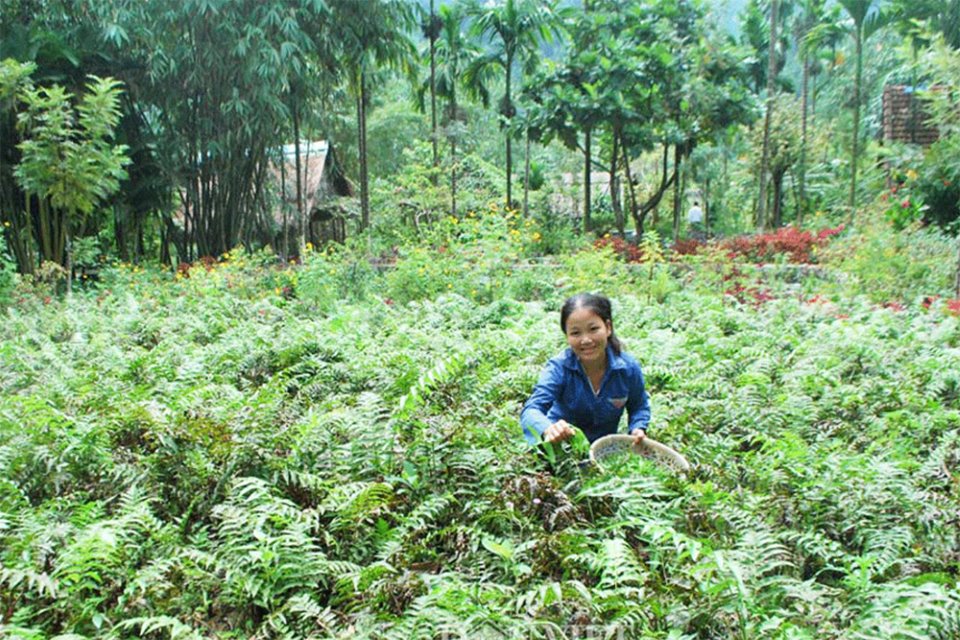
<box><xmin>543</xmin><ymin>420</ymin><xmax>574</xmax><ymax>444</ymax></box>
<box><xmin>631</xmin><ymin>429</ymin><xmax>646</xmax><ymax>446</ymax></box>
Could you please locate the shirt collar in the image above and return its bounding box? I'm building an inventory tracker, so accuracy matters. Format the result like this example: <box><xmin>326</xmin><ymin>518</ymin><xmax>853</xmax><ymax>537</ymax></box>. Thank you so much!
<box><xmin>562</xmin><ymin>344</ymin><xmax>626</xmax><ymax>371</ymax></box>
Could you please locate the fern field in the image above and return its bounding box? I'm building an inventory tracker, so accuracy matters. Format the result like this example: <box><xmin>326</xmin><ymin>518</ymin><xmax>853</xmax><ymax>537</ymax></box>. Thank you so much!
<box><xmin>1</xmin><ymin>248</ymin><xmax>959</xmax><ymax>639</ymax></box>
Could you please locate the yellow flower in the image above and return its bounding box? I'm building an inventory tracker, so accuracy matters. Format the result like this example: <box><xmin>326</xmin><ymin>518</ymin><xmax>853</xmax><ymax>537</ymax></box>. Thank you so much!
<box><xmin>532</xmin><ymin>232</ymin><xmax>542</xmax><ymax>242</ymax></box>
<box><xmin>305</xmin><ymin>242</ymin><xmax>314</xmax><ymax>252</ymax></box>
<box><xmin>906</xmin><ymin>169</ymin><xmax>918</xmax><ymax>181</ymax></box>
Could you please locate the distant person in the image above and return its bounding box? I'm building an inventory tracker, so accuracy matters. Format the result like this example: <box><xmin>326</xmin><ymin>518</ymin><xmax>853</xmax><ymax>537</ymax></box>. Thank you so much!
<box><xmin>687</xmin><ymin>201</ymin><xmax>704</xmax><ymax>239</ymax></box>
<box><xmin>521</xmin><ymin>293</ymin><xmax>650</xmax><ymax>445</ymax></box>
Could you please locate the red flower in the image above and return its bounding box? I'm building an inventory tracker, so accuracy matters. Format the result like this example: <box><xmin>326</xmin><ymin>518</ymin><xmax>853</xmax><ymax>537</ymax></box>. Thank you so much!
<box><xmin>946</xmin><ymin>299</ymin><xmax>960</xmax><ymax>316</ymax></box>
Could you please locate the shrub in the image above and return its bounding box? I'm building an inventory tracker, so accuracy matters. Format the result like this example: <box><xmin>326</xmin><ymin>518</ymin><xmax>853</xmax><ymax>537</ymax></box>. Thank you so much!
<box><xmin>0</xmin><ymin>234</ymin><xmax>16</xmax><ymax>306</ymax></box>
<box><xmin>593</xmin><ymin>236</ymin><xmax>644</xmax><ymax>262</ymax></box>
<box><xmin>721</xmin><ymin>224</ymin><xmax>845</xmax><ymax>263</ymax></box>
<box><xmin>297</xmin><ymin>242</ymin><xmax>381</xmax><ymax>310</ymax></box>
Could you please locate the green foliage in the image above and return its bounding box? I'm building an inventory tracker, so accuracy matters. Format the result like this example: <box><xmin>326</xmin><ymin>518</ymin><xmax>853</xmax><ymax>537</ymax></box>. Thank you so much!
<box><xmin>820</xmin><ymin>222</ymin><xmax>957</xmax><ymax>301</ymax></box>
<box><xmin>297</xmin><ymin>241</ymin><xmax>380</xmax><ymax>312</ymax></box>
<box><xmin>3</xmin><ymin>241</ymin><xmax>960</xmax><ymax>637</ymax></box>
<box><xmin>15</xmin><ymin>74</ymin><xmax>129</xmax><ymax>215</ymax></box>
<box><xmin>0</xmin><ymin>232</ymin><xmax>15</xmax><ymax>306</ymax></box>
<box><xmin>914</xmin><ymin>137</ymin><xmax>960</xmax><ymax>230</ymax></box>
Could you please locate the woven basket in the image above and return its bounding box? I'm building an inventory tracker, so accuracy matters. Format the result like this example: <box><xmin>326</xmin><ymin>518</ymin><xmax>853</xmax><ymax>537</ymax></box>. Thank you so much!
<box><xmin>589</xmin><ymin>434</ymin><xmax>690</xmax><ymax>473</ymax></box>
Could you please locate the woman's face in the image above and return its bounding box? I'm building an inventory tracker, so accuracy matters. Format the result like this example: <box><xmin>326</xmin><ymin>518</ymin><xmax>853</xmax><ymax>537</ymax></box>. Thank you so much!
<box><xmin>564</xmin><ymin>307</ymin><xmax>612</xmax><ymax>366</ymax></box>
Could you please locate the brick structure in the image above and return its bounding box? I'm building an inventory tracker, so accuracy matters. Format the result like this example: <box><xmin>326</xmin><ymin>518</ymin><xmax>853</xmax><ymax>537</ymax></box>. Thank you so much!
<box><xmin>882</xmin><ymin>85</ymin><xmax>940</xmax><ymax>147</ymax></box>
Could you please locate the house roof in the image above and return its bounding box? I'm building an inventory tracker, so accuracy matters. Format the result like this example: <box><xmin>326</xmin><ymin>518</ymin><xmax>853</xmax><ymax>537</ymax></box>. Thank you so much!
<box><xmin>273</xmin><ymin>140</ymin><xmax>330</xmax><ymax>205</ymax></box>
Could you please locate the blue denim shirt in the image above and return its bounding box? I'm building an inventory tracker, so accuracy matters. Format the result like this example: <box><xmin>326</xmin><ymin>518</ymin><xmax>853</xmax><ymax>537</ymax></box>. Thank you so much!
<box><xmin>520</xmin><ymin>345</ymin><xmax>651</xmax><ymax>444</ymax></box>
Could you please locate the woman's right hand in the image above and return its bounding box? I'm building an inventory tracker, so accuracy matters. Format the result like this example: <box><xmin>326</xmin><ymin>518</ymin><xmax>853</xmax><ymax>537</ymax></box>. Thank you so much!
<box><xmin>543</xmin><ymin>419</ymin><xmax>574</xmax><ymax>443</ymax></box>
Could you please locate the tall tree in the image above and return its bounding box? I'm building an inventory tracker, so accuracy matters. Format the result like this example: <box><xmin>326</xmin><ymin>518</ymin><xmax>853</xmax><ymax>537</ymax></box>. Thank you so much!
<box><xmin>794</xmin><ymin>0</ymin><xmax>832</xmax><ymax>223</ymax></box>
<box><xmin>418</xmin><ymin>2</ymin><xmax>489</xmax><ymax>217</ymax></box>
<box><xmin>468</xmin><ymin>0</ymin><xmax>563</xmax><ymax>210</ymax></box>
<box><xmin>421</xmin><ymin>0</ymin><xmax>442</xmax><ymax>178</ymax></box>
<box><xmin>13</xmin><ymin>73</ymin><xmax>129</xmax><ymax>292</ymax></box>
<box><xmin>335</xmin><ymin>0</ymin><xmax>416</xmax><ymax>230</ymax></box>
<box><xmin>757</xmin><ymin>0</ymin><xmax>780</xmax><ymax>229</ymax></box>
<box><xmin>528</xmin><ymin>0</ymin><xmax>754</xmax><ymax>237</ymax></box>
<box><xmin>837</xmin><ymin>0</ymin><xmax>884</xmax><ymax>219</ymax></box>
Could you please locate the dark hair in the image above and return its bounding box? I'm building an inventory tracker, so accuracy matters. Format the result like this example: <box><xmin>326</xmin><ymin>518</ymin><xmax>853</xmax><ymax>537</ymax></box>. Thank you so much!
<box><xmin>560</xmin><ymin>293</ymin><xmax>623</xmax><ymax>355</ymax></box>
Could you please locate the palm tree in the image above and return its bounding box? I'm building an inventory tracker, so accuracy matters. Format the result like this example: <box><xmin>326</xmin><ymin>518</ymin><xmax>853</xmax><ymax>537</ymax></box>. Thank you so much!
<box><xmin>431</xmin><ymin>3</ymin><xmax>489</xmax><ymax>217</ymax></box>
<box><xmin>837</xmin><ymin>0</ymin><xmax>884</xmax><ymax>219</ymax></box>
<box><xmin>758</xmin><ymin>0</ymin><xmax>780</xmax><ymax>230</ymax></box>
<box><xmin>467</xmin><ymin>0</ymin><xmax>563</xmax><ymax>209</ymax></box>
<box><xmin>334</xmin><ymin>0</ymin><xmax>415</xmax><ymax>230</ymax></box>
<box><xmin>421</xmin><ymin>0</ymin><xmax>441</xmax><ymax>176</ymax></box>
<box><xmin>794</xmin><ymin>0</ymin><xmax>832</xmax><ymax>223</ymax></box>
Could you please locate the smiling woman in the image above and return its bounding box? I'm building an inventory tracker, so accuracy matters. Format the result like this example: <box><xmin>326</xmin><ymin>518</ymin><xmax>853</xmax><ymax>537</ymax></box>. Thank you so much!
<box><xmin>520</xmin><ymin>293</ymin><xmax>651</xmax><ymax>445</ymax></box>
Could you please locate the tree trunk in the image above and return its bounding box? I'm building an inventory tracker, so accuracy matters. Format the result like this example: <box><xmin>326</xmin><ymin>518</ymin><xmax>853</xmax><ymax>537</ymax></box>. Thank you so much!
<box><xmin>293</xmin><ymin>110</ymin><xmax>305</xmax><ymax>253</ymax></box>
<box><xmin>849</xmin><ymin>25</ymin><xmax>862</xmax><ymax>221</ymax></box>
<box><xmin>12</xmin><ymin>194</ymin><xmax>35</xmax><ymax>275</ymax></box>
<box><xmin>584</xmin><ymin>127</ymin><xmax>592</xmax><ymax>233</ymax></box>
<box><xmin>504</xmin><ymin>54</ymin><xmax>513</xmax><ymax>210</ymax></box>
<box><xmin>620</xmin><ymin>130</ymin><xmax>639</xmax><ymax>237</ymax></box>
<box><xmin>757</xmin><ymin>0</ymin><xmax>779</xmax><ymax>230</ymax></box>
<box><xmin>610</xmin><ymin>133</ymin><xmax>623</xmax><ymax>236</ymax></box>
<box><xmin>358</xmin><ymin>71</ymin><xmax>370</xmax><ymax>230</ymax></box>
<box><xmin>280</xmin><ymin>147</ymin><xmax>289</xmax><ymax>261</ymax></box>
<box><xmin>114</xmin><ymin>206</ymin><xmax>128</xmax><ymax>262</ymax></box>
<box><xmin>523</xmin><ymin>127</ymin><xmax>530</xmax><ymax>218</ymax></box>
<box><xmin>672</xmin><ymin>144</ymin><xmax>682</xmax><ymax>243</ymax></box>
<box><xmin>799</xmin><ymin>52</ymin><xmax>809</xmax><ymax>225</ymax></box>
<box><xmin>635</xmin><ymin>144</ymin><xmax>676</xmax><ymax>233</ymax></box>
<box><xmin>450</xmin><ymin>92</ymin><xmax>458</xmax><ymax>217</ymax></box>
<box><xmin>430</xmin><ymin>0</ymin><xmax>439</xmax><ymax>182</ymax></box>
<box><xmin>704</xmin><ymin>176</ymin><xmax>711</xmax><ymax>235</ymax></box>
<box><xmin>772</xmin><ymin>170</ymin><xmax>784</xmax><ymax>228</ymax></box>
<box><xmin>65</xmin><ymin>224</ymin><xmax>72</xmax><ymax>297</ymax></box>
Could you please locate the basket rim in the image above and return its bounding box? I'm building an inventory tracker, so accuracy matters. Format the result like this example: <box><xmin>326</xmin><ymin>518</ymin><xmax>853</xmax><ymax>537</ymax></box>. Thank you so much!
<box><xmin>589</xmin><ymin>434</ymin><xmax>691</xmax><ymax>472</ymax></box>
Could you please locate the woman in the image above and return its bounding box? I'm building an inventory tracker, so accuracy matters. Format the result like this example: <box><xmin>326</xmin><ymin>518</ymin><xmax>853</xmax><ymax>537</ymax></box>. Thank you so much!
<box><xmin>521</xmin><ymin>293</ymin><xmax>650</xmax><ymax>445</ymax></box>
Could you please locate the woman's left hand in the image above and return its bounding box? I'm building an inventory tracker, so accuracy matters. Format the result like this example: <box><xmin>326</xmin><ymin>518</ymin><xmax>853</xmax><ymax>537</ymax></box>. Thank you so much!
<box><xmin>631</xmin><ymin>429</ymin><xmax>646</xmax><ymax>446</ymax></box>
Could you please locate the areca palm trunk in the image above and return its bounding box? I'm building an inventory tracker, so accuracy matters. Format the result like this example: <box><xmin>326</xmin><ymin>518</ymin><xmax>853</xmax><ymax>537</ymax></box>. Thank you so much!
<box><xmin>758</xmin><ymin>0</ymin><xmax>779</xmax><ymax>230</ymax></box>
<box><xmin>584</xmin><ymin>127</ymin><xmax>592</xmax><ymax>233</ymax></box>
<box><xmin>849</xmin><ymin>24</ymin><xmax>862</xmax><ymax>219</ymax></box>
<box><xmin>358</xmin><ymin>71</ymin><xmax>370</xmax><ymax>230</ymax></box>
<box><xmin>800</xmin><ymin>52</ymin><xmax>809</xmax><ymax>224</ymax></box>
<box><xmin>429</xmin><ymin>0</ymin><xmax>439</xmax><ymax>181</ymax></box>
<box><xmin>504</xmin><ymin>54</ymin><xmax>513</xmax><ymax>209</ymax></box>
<box><xmin>523</xmin><ymin>127</ymin><xmax>530</xmax><ymax>217</ymax></box>
<box><xmin>451</xmin><ymin>95</ymin><xmax>458</xmax><ymax>218</ymax></box>
<box><xmin>292</xmin><ymin>111</ymin><xmax>305</xmax><ymax>252</ymax></box>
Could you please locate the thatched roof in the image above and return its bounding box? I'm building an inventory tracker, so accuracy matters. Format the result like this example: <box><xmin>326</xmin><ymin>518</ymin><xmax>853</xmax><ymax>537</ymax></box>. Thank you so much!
<box><xmin>269</xmin><ymin>141</ymin><xmax>352</xmax><ymax>224</ymax></box>
<box><xmin>882</xmin><ymin>85</ymin><xmax>940</xmax><ymax>147</ymax></box>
